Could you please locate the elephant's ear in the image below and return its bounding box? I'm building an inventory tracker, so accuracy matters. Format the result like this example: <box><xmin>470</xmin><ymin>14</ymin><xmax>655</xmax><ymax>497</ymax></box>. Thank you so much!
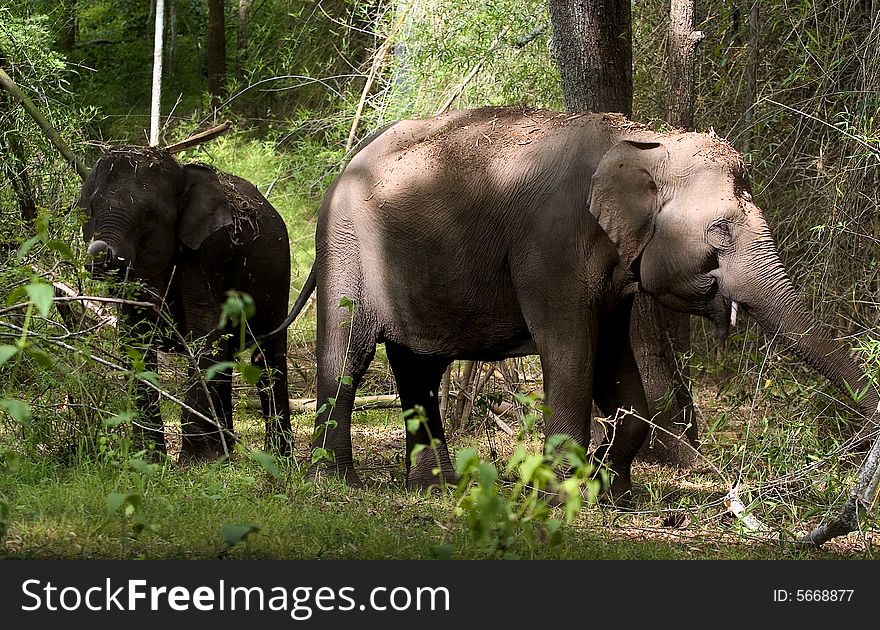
<box><xmin>589</xmin><ymin>140</ymin><xmax>665</xmax><ymax>270</ymax></box>
<box><xmin>178</xmin><ymin>164</ymin><xmax>234</xmax><ymax>250</ymax></box>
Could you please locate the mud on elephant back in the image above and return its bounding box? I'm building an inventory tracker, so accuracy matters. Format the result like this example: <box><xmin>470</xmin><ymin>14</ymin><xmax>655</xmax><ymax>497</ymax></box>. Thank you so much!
<box><xmin>276</xmin><ymin>106</ymin><xmax>880</xmax><ymax>545</ymax></box>
<box><xmin>78</xmin><ymin>145</ymin><xmax>293</xmax><ymax>461</ymax></box>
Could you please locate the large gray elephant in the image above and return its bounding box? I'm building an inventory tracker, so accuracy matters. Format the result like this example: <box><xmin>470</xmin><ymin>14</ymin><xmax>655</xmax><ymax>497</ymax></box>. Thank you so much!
<box><xmin>79</xmin><ymin>146</ymin><xmax>293</xmax><ymax>460</ymax></box>
<box><xmin>279</xmin><ymin>106</ymin><xmax>878</xmax><ymax>502</ymax></box>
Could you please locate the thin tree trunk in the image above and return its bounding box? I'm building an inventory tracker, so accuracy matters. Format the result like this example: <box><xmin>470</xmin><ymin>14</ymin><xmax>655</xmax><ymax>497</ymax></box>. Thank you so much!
<box><xmin>60</xmin><ymin>0</ymin><xmax>77</xmax><ymax>51</ymax></box>
<box><xmin>167</xmin><ymin>0</ymin><xmax>177</xmax><ymax>80</ymax></box>
<box><xmin>149</xmin><ymin>0</ymin><xmax>165</xmax><ymax>146</ymax></box>
<box><xmin>207</xmin><ymin>0</ymin><xmax>227</xmax><ymax>109</ymax></box>
<box><xmin>237</xmin><ymin>0</ymin><xmax>253</xmax><ymax>80</ymax></box>
<box><xmin>741</xmin><ymin>2</ymin><xmax>758</xmax><ymax>156</ymax></box>
<box><xmin>0</xmin><ymin>66</ymin><xmax>89</xmax><ymax>179</ymax></box>
<box><xmin>667</xmin><ymin>0</ymin><xmax>703</xmax><ymax>130</ymax></box>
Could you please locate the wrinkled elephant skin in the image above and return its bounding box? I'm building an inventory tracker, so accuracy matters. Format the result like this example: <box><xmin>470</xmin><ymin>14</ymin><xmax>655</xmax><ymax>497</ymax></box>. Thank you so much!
<box><xmin>292</xmin><ymin>106</ymin><xmax>877</xmax><ymax>502</ymax></box>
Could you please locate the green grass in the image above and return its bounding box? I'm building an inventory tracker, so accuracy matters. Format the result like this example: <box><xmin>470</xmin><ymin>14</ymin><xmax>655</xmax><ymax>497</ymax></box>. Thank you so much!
<box><xmin>1</xmin><ymin>401</ymin><xmax>872</xmax><ymax>560</ymax></box>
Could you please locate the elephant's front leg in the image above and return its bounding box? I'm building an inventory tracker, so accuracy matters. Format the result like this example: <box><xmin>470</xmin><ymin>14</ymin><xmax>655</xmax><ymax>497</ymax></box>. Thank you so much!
<box><xmin>592</xmin><ymin>298</ymin><xmax>651</xmax><ymax>506</ymax></box>
<box><xmin>179</xmin><ymin>336</ymin><xmax>236</xmax><ymax>461</ymax></box>
<box><xmin>253</xmin><ymin>335</ymin><xmax>292</xmax><ymax>455</ymax></box>
<box><xmin>133</xmin><ymin>345</ymin><xmax>167</xmax><ymax>458</ymax></box>
<box><xmin>536</xmin><ymin>323</ymin><xmax>598</xmax><ymax>478</ymax></box>
<box><xmin>385</xmin><ymin>342</ymin><xmax>456</xmax><ymax>490</ymax></box>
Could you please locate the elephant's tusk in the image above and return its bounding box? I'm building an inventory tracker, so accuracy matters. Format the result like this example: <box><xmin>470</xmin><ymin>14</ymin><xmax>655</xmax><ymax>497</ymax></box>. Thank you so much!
<box><xmin>730</xmin><ymin>301</ymin><xmax>739</xmax><ymax>327</ymax></box>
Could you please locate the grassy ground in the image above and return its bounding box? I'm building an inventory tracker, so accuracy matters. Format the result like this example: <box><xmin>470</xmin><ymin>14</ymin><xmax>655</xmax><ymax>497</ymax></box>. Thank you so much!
<box><xmin>1</xmin><ymin>397</ymin><xmax>876</xmax><ymax>560</ymax></box>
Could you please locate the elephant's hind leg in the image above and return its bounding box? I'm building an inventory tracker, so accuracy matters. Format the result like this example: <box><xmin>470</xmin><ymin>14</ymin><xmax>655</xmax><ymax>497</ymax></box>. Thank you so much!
<box><xmin>385</xmin><ymin>342</ymin><xmax>456</xmax><ymax>490</ymax></box>
<box><xmin>311</xmin><ymin>296</ymin><xmax>377</xmax><ymax>486</ymax></box>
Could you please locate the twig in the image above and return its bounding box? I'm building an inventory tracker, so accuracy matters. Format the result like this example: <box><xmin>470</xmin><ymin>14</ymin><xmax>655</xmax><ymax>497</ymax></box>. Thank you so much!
<box><xmin>345</xmin><ymin>10</ymin><xmax>410</xmax><ymax>151</ymax></box>
<box><xmin>165</xmin><ymin>121</ymin><xmax>232</xmax><ymax>154</ymax></box>
<box><xmin>724</xmin><ymin>484</ymin><xmax>770</xmax><ymax>533</ymax></box>
<box><xmin>435</xmin><ymin>26</ymin><xmax>511</xmax><ymax>116</ymax></box>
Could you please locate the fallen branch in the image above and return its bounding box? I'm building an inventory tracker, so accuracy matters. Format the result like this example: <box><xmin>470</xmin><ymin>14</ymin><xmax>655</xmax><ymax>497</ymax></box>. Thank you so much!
<box><xmin>165</xmin><ymin>121</ymin><xmax>232</xmax><ymax>154</ymax></box>
<box><xmin>724</xmin><ymin>485</ymin><xmax>769</xmax><ymax>533</ymax></box>
<box><xmin>799</xmin><ymin>428</ymin><xmax>880</xmax><ymax>547</ymax></box>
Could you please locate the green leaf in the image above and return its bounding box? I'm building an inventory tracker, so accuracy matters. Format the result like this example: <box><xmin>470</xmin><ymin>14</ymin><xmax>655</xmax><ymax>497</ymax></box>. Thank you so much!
<box><xmin>221</xmin><ymin>523</ymin><xmax>260</xmax><ymax>547</ymax></box>
<box><xmin>410</xmin><ymin>443</ymin><xmax>428</xmax><ymax>467</ymax></box>
<box><xmin>310</xmin><ymin>447</ymin><xmax>335</xmax><ymax>464</ymax></box>
<box><xmin>26</xmin><ymin>281</ymin><xmax>54</xmax><ymax>318</ymax></box>
<box><xmin>106</xmin><ymin>492</ymin><xmax>140</xmax><ymax>516</ymax></box>
<box><xmin>406</xmin><ymin>418</ymin><xmax>422</xmax><ymax>434</ymax></box>
<box><xmin>2</xmin><ymin>449</ymin><xmax>21</xmax><ymax>473</ymax></box>
<box><xmin>0</xmin><ymin>345</ymin><xmax>19</xmax><ymax>368</ymax></box>
<box><xmin>6</xmin><ymin>286</ymin><xmax>27</xmax><ymax>306</ymax></box>
<box><xmin>236</xmin><ymin>363</ymin><xmax>263</xmax><ymax>386</ymax></box>
<box><xmin>129</xmin><ymin>458</ymin><xmax>159</xmax><ymax>477</ymax></box>
<box><xmin>454</xmin><ymin>447</ymin><xmax>479</xmax><ymax>477</ymax></box>
<box><xmin>16</xmin><ymin>235</ymin><xmax>41</xmax><ymax>260</ymax></box>
<box><xmin>136</xmin><ymin>371</ymin><xmax>161</xmax><ymax>386</ymax></box>
<box><xmin>0</xmin><ymin>400</ymin><xmax>31</xmax><ymax>426</ymax></box>
<box><xmin>519</xmin><ymin>454</ymin><xmax>544</xmax><ymax>484</ymax></box>
<box><xmin>204</xmin><ymin>361</ymin><xmax>235</xmax><ymax>382</ymax></box>
<box><xmin>248</xmin><ymin>449</ymin><xmax>282</xmax><ymax>480</ymax></box>
<box><xmin>103</xmin><ymin>411</ymin><xmax>135</xmax><ymax>428</ymax></box>
<box><xmin>25</xmin><ymin>346</ymin><xmax>56</xmax><ymax>370</ymax></box>
<box><xmin>338</xmin><ymin>296</ymin><xmax>355</xmax><ymax>311</ymax></box>
<box><xmin>46</xmin><ymin>239</ymin><xmax>74</xmax><ymax>260</ymax></box>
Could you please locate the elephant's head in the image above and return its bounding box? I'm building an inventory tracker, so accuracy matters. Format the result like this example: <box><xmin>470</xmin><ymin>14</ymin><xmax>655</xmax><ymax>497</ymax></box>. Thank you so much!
<box><xmin>79</xmin><ymin>147</ymin><xmax>234</xmax><ymax>296</ymax></box>
<box><xmin>590</xmin><ymin>132</ymin><xmax>880</xmax><ymax>426</ymax></box>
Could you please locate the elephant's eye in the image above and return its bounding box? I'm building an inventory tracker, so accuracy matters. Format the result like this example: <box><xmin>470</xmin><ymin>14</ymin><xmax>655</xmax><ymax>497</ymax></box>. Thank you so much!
<box><xmin>707</xmin><ymin>219</ymin><xmax>732</xmax><ymax>248</ymax></box>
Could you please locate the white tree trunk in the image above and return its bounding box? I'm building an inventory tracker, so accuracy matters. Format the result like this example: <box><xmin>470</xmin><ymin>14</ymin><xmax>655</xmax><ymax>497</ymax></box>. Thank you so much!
<box><xmin>149</xmin><ymin>0</ymin><xmax>165</xmax><ymax>146</ymax></box>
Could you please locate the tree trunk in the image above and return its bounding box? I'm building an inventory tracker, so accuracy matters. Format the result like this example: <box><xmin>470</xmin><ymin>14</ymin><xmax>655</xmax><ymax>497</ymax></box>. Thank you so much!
<box><xmin>741</xmin><ymin>2</ymin><xmax>758</xmax><ymax>156</ymax></box>
<box><xmin>630</xmin><ymin>0</ymin><xmax>704</xmax><ymax>467</ymax></box>
<box><xmin>548</xmin><ymin>0</ymin><xmax>632</xmax><ymax>115</ymax></box>
<box><xmin>149</xmin><ymin>0</ymin><xmax>164</xmax><ymax>146</ymax></box>
<box><xmin>548</xmin><ymin>0</ymin><xmax>698</xmax><ymax>468</ymax></box>
<box><xmin>667</xmin><ymin>0</ymin><xmax>703</xmax><ymax>130</ymax></box>
<box><xmin>207</xmin><ymin>0</ymin><xmax>227</xmax><ymax>109</ymax></box>
<box><xmin>60</xmin><ymin>1</ymin><xmax>77</xmax><ymax>51</ymax></box>
<box><xmin>237</xmin><ymin>0</ymin><xmax>253</xmax><ymax>81</ymax></box>
<box><xmin>167</xmin><ymin>0</ymin><xmax>177</xmax><ymax>80</ymax></box>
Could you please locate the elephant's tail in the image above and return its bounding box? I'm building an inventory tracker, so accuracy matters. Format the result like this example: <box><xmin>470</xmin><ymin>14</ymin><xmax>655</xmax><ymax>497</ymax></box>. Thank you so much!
<box><xmin>249</xmin><ymin>265</ymin><xmax>316</xmax><ymax>350</ymax></box>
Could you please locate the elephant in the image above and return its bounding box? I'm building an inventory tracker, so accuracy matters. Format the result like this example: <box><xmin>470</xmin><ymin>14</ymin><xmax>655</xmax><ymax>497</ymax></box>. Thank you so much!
<box><xmin>78</xmin><ymin>146</ymin><xmax>293</xmax><ymax>460</ymax></box>
<box><xmin>277</xmin><ymin>105</ymin><xmax>878</xmax><ymax>502</ymax></box>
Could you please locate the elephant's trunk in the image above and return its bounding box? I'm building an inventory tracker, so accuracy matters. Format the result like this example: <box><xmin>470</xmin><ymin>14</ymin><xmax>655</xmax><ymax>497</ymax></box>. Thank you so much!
<box><xmin>729</xmin><ymin>240</ymin><xmax>879</xmax><ymax>434</ymax></box>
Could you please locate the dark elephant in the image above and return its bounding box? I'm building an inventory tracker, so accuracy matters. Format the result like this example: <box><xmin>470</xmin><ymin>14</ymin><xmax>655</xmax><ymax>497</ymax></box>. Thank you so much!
<box><xmin>79</xmin><ymin>146</ymin><xmax>292</xmax><ymax>460</ymax></box>
<box><xmin>278</xmin><ymin>106</ymin><xmax>878</xmax><ymax>502</ymax></box>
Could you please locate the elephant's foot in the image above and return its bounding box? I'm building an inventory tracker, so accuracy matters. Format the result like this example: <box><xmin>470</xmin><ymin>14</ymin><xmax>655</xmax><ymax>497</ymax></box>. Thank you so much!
<box><xmin>307</xmin><ymin>461</ymin><xmax>363</xmax><ymax>487</ymax></box>
<box><xmin>406</xmin><ymin>446</ymin><xmax>458</xmax><ymax>491</ymax></box>
<box><xmin>604</xmin><ymin>472</ymin><xmax>634</xmax><ymax>510</ymax></box>
<box><xmin>179</xmin><ymin>432</ymin><xmax>235</xmax><ymax>464</ymax></box>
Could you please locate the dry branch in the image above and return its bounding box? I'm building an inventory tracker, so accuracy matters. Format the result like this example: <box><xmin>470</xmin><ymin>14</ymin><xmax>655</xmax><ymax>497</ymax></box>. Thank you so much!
<box><xmin>165</xmin><ymin>121</ymin><xmax>232</xmax><ymax>154</ymax></box>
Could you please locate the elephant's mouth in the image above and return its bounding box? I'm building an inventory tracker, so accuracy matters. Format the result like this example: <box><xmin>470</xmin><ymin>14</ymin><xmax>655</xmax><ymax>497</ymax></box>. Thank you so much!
<box><xmin>87</xmin><ymin>239</ymin><xmax>144</xmax><ymax>283</ymax></box>
<box><xmin>708</xmin><ymin>289</ymin><xmax>736</xmax><ymax>343</ymax></box>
